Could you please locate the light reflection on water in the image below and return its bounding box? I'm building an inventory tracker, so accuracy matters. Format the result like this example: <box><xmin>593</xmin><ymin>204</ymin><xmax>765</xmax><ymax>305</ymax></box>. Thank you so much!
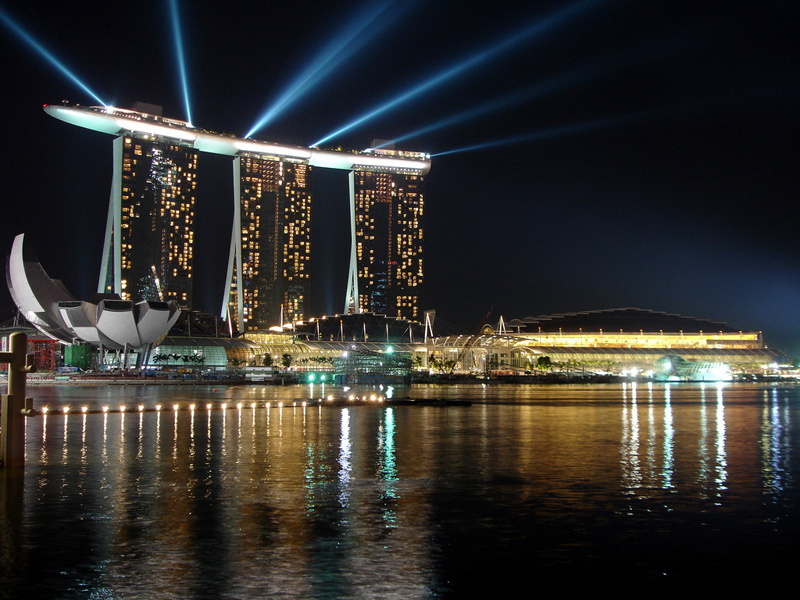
<box><xmin>1</xmin><ymin>382</ymin><xmax>799</xmax><ymax>597</ymax></box>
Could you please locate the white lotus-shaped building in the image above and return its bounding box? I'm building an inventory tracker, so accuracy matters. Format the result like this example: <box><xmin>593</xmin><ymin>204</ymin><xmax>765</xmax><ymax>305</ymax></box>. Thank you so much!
<box><xmin>6</xmin><ymin>234</ymin><xmax>180</xmax><ymax>352</ymax></box>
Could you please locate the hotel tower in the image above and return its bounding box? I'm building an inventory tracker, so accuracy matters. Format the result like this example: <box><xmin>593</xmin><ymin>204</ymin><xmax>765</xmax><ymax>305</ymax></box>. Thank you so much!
<box><xmin>101</xmin><ymin>112</ymin><xmax>198</xmax><ymax>307</ymax></box>
<box><xmin>350</xmin><ymin>147</ymin><xmax>425</xmax><ymax>322</ymax></box>
<box><xmin>225</xmin><ymin>154</ymin><xmax>313</xmax><ymax>330</ymax></box>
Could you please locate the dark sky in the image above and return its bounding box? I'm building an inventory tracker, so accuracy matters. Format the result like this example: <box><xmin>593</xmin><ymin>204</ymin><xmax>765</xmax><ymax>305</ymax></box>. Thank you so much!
<box><xmin>1</xmin><ymin>0</ymin><xmax>798</xmax><ymax>353</ymax></box>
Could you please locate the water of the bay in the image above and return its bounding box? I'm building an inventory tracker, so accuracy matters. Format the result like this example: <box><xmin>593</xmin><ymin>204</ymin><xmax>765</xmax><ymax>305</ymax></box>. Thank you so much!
<box><xmin>1</xmin><ymin>382</ymin><xmax>798</xmax><ymax>598</ymax></box>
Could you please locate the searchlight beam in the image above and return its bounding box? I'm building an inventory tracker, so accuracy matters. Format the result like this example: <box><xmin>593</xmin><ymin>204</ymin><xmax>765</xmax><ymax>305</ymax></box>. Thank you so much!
<box><xmin>245</xmin><ymin>0</ymin><xmax>403</xmax><ymax>138</ymax></box>
<box><xmin>168</xmin><ymin>0</ymin><xmax>193</xmax><ymax>126</ymax></box>
<box><xmin>0</xmin><ymin>8</ymin><xmax>107</xmax><ymax>106</ymax></box>
<box><xmin>312</xmin><ymin>0</ymin><xmax>601</xmax><ymax>146</ymax></box>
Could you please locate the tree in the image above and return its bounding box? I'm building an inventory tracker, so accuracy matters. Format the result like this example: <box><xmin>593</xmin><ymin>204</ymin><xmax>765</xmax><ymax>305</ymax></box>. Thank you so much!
<box><xmin>263</xmin><ymin>354</ymin><xmax>273</xmax><ymax>367</ymax></box>
<box><xmin>281</xmin><ymin>353</ymin><xmax>292</xmax><ymax>369</ymax></box>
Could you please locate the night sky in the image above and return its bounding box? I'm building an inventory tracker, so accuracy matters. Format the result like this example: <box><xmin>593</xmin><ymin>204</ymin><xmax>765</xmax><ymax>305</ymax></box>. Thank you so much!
<box><xmin>1</xmin><ymin>1</ymin><xmax>797</xmax><ymax>353</ymax></box>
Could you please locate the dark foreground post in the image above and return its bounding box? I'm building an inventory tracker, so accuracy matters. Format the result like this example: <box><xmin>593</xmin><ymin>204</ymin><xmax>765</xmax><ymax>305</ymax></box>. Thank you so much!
<box><xmin>0</xmin><ymin>332</ymin><xmax>37</xmax><ymax>468</ymax></box>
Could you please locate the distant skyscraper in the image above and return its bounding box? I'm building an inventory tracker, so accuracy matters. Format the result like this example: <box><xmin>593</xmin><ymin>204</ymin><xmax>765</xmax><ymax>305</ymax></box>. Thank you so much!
<box><xmin>348</xmin><ymin>147</ymin><xmax>424</xmax><ymax>321</ymax></box>
<box><xmin>224</xmin><ymin>154</ymin><xmax>312</xmax><ymax>331</ymax></box>
<box><xmin>97</xmin><ymin>104</ymin><xmax>198</xmax><ymax>307</ymax></box>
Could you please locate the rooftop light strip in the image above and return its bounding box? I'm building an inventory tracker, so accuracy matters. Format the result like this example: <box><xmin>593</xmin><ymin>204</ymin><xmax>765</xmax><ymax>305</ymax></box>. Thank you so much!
<box><xmin>349</xmin><ymin>156</ymin><xmax>430</xmax><ymax>170</ymax></box>
<box><xmin>46</xmin><ymin>105</ymin><xmax>430</xmax><ymax>170</ymax></box>
<box><xmin>113</xmin><ymin>118</ymin><xmax>198</xmax><ymax>142</ymax></box>
<box><xmin>234</xmin><ymin>140</ymin><xmax>312</xmax><ymax>159</ymax></box>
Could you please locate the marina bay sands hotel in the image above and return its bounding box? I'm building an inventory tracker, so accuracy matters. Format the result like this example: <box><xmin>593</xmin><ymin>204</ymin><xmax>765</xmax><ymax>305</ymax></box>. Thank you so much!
<box><xmin>45</xmin><ymin>103</ymin><xmax>430</xmax><ymax>332</ymax></box>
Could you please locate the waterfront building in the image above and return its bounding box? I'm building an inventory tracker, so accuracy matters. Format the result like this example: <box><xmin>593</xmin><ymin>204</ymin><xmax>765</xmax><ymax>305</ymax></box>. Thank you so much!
<box><xmin>497</xmin><ymin>308</ymin><xmax>765</xmax><ymax>350</ymax></box>
<box><xmin>351</xmin><ymin>148</ymin><xmax>424</xmax><ymax>321</ymax></box>
<box><xmin>241</xmin><ymin>312</ymin><xmax>429</xmax><ymax>379</ymax></box>
<box><xmin>147</xmin><ymin>335</ymin><xmax>259</xmax><ymax>370</ymax></box>
<box><xmin>225</xmin><ymin>154</ymin><xmax>313</xmax><ymax>331</ymax></box>
<box><xmin>292</xmin><ymin>312</ymin><xmax>426</xmax><ymax>343</ymax></box>
<box><xmin>431</xmin><ymin>308</ymin><xmax>787</xmax><ymax>376</ymax></box>
<box><xmin>0</xmin><ymin>326</ymin><xmax>59</xmax><ymax>373</ymax></box>
<box><xmin>6</xmin><ymin>233</ymin><xmax>180</xmax><ymax>368</ymax></box>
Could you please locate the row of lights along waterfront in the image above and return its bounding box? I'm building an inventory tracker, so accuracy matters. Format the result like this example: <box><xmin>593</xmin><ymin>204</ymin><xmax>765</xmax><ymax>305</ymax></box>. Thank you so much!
<box><xmin>39</xmin><ymin>396</ymin><xmax>389</xmax><ymax>416</ymax></box>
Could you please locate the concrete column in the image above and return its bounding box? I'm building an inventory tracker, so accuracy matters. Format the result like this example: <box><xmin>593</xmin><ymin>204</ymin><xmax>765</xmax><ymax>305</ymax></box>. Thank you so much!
<box><xmin>0</xmin><ymin>333</ymin><xmax>36</xmax><ymax>468</ymax></box>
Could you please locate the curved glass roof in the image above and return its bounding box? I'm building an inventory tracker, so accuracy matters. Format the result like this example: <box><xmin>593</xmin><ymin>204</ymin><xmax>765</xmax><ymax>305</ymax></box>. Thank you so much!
<box><xmin>502</xmin><ymin>308</ymin><xmax>745</xmax><ymax>334</ymax></box>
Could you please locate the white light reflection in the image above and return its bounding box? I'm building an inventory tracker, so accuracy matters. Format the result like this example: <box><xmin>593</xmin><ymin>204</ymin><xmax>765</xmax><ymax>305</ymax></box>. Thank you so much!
<box><xmin>379</xmin><ymin>407</ymin><xmax>398</xmax><ymax>527</ymax></box>
<box><xmin>190</xmin><ymin>402</ymin><xmax>196</xmax><ymax>462</ymax></box>
<box><xmin>646</xmin><ymin>383</ymin><xmax>656</xmax><ymax>470</ymax></box>
<box><xmin>715</xmin><ymin>383</ymin><xmax>728</xmax><ymax>494</ymax></box>
<box><xmin>62</xmin><ymin>408</ymin><xmax>69</xmax><ymax>464</ymax></box>
<box><xmin>762</xmin><ymin>387</ymin><xmax>788</xmax><ymax>494</ymax></box>
<box><xmin>173</xmin><ymin>404</ymin><xmax>179</xmax><ymax>459</ymax></box>
<box><xmin>41</xmin><ymin>412</ymin><xmax>48</xmax><ymax>462</ymax></box>
<box><xmin>620</xmin><ymin>383</ymin><xmax>641</xmax><ymax>491</ymax></box>
<box><xmin>338</xmin><ymin>408</ymin><xmax>352</xmax><ymax>508</ymax></box>
<box><xmin>102</xmin><ymin>410</ymin><xmax>108</xmax><ymax>463</ymax></box>
<box><xmin>155</xmin><ymin>406</ymin><xmax>162</xmax><ymax>461</ymax></box>
<box><xmin>249</xmin><ymin>401</ymin><xmax>257</xmax><ymax>462</ymax></box>
<box><xmin>697</xmin><ymin>385</ymin><xmax>710</xmax><ymax>488</ymax></box>
<box><xmin>119</xmin><ymin>409</ymin><xmax>126</xmax><ymax>461</ymax></box>
<box><xmin>661</xmin><ymin>385</ymin><xmax>674</xmax><ymax>488</ymax></box>
<box><xmin>206</xmin><ymin>404</ymin><xmax>212</xmax><ymax>456</ymax></box>
<box><xmin>138</xmin><ymin>409</ymin><xmax>144</xmax><ymax>460</ymax></box>
<box><xmin>81</xmin><ymin>411</ymin><xmax>87</xmax><ymax>465</ymax></box>
<box><xmin>220</xmin><ymin>402</ymin><xmax>228</xmax><ymax>461</ymax></box>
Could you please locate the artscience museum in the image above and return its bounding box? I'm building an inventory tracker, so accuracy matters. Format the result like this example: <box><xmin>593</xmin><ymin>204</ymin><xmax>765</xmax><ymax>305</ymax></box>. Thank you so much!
<box><xmin>6</xmin><ymin>234</ymin><xmax>180</xmax><ymax>367</ymax></box>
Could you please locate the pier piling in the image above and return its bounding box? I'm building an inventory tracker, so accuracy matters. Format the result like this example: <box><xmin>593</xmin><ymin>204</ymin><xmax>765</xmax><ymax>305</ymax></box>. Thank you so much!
<box><xmin>1</xmin><ymin>332</ymin><xmax>36</xmax><ymax>468</ymax></box>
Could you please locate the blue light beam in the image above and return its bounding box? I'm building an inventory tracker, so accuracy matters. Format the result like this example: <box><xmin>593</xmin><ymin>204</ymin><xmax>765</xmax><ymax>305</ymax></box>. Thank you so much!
<box><xmin>431</xmin><ymin>121</ymin><xmax>615</xmax><ymax>157</ymax></box>
<box><xmin>376</xmin><ymin>37</ymin><xmax>685</xmax><ymax>149</ymax></box>
<box><xmin>430</xmin><ymin>103</ymin><xmax>699</xmax><ymax>157</ymax></box>
<box><xmin>312</xmin><ymin>0</ymin><xmax>601</xmax><ymax>147</ymax></box>
<box><xmin>168</xmin><ymin>0</ymin><xmax>193</xmax><ymax>126</ymax></box>
<box><xmin>0</xmin><ymin>7</ymin><xmax>107</xmax><ymax>106</ymax></box>
<box><xmin>246</xmin><ymin>0</ymin><xmax>403</xmax><ymax>139</ymax></box>
<box><xmin>375</xmin><ymin>67</ymin><xmax>598</xmax><ymax>149</ymax></box>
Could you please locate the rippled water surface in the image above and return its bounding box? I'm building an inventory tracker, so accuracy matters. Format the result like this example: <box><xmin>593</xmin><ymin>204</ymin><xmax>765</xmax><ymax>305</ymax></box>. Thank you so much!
<box><xmin>1</xmin><ymin>382</ymin><xmax>798</xmax><ymax>598</ymax></box>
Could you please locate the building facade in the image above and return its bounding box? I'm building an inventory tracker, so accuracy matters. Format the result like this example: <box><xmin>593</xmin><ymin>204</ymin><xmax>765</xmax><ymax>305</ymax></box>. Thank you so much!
<box><xmin>429</xmin><ymin>308</ymin><xmax>786</xmax><ymax>376</ymax></box>
<box><xmin>95</xmin><ymin>104</ymin><xmax>198</xmax><ymax>308</ymax></box>
<box><xmin>351</xmin><ymin>148</ymin><xmax>425</xmax><ymax>321</ymax></box>
<box><xmin>225</xmin><ymin>154</ymin><xmax>313</xmax><ymax>332</ymax></box>
<box><xmin>112</xmin><ymin>134</ymin><xmax>197</xmax><ymax>306</ymax></box>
